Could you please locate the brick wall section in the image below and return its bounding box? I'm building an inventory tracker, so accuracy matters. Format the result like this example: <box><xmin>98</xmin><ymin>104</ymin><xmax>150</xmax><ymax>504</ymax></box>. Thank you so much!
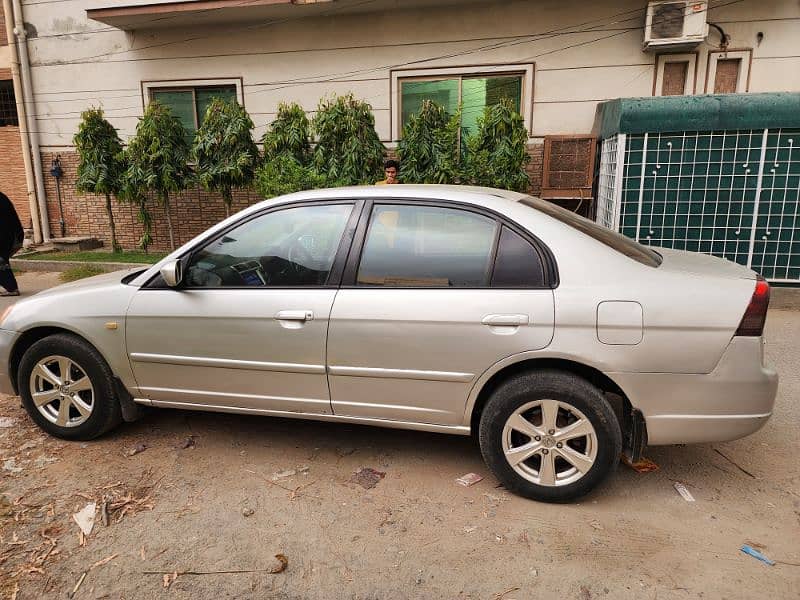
<box><xmin>0</xmin><ymin>6</ymin><xmax>7</xmax><ymax>46</ymax></box>
<box><xmin>0</xmin><ymin>126</ymin><xmax>30</xmax><ymax>228</ymax></box>
<box><xmin>41</xmin><ymin>151</ymin><xmax>264</xmax><ymax>251</ymax></box>
<box><xmin>525</xmin><ymin>142</ymin><xmax>544</xmax><ymax>196</ymax></box>
<box><xmin>41</xmin><ymin>144</ymin><xmax>547</xmax><ymax>251</ymax></box>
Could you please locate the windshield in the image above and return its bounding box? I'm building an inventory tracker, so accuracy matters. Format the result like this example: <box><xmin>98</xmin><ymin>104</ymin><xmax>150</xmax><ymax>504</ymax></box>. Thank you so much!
<box><xmin>520</xmin><ymin>197</ymin><xmax>662</xmax><ymax>268</ymax></box>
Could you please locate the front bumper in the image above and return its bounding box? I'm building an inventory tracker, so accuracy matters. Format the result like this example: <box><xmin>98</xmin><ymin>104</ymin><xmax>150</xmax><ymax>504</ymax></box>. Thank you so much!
<box><xmin>0</xmin><ymin>329</ymin><xmax>19</xmax><ymax>396</ymax></box>
<box><xmin>610</xmin><ymin>337</ymin><xmax>778</xmax><ymax>445</ymax></box>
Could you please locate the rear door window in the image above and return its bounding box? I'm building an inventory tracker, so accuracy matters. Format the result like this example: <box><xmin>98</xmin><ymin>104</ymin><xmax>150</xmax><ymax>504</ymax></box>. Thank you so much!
<box><xmin>356</xmin><ymin>204</ymin><xmax>497</xmax><ymax>287</ymax></box>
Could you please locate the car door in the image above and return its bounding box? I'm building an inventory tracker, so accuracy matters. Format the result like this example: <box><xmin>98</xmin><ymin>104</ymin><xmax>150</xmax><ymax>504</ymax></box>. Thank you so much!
<box><xmin>125</xmin><ymin>201</ymin><xmax>358</xmax><ymax>414</ymax></box>
<box><xmin>327</xmin><ymin>200</ymin><xmax>555</xmax><ymax>426</ymax></box>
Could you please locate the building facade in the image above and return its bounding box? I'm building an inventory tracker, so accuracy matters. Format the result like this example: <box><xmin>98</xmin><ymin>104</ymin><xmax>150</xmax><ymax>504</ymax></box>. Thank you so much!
<box><xmin>11</xmin><ymin>0</ymin><xmax>800</xmax><ymax>250</ymax></box>
<box><xmin>0</xmin><ymin>2</ymin><xmax>31</xmax><ymax>231</ymax></box>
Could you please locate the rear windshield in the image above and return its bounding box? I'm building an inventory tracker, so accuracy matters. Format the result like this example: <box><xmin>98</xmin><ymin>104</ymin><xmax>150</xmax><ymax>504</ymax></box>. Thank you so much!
<box><xmin>520</xmin><ymin>197</ymin><xmax>662</xmax><ymax>268</ymax></box>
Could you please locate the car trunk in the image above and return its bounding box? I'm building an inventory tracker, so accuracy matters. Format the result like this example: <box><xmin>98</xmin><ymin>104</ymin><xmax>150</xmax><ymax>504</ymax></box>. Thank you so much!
<box><xmin>653</xmin><ymin>247</ymin><xmax>757</xmax><ymax>280</ymax></box>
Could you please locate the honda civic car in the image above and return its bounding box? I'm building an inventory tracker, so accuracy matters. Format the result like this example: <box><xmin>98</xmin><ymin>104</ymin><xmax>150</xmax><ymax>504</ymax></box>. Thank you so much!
<box><xmin>0</xmin><ymin>185</ymin><xmax>778</xmax><ymax>502</ymax></box>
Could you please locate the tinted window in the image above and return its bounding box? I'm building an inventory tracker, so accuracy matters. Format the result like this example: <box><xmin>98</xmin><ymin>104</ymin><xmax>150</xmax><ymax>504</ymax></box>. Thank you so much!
<box><xmin>151</xmin><ymin>85</ymin><xmax>237</xmax><ymax>142</ymax></box>
<box><xmin>520</xmin><ymin>197</ymin><xmax>662</xmax><ymax>267</ymax></box>
<box><xmin>357</xmin><ymin>204</ymin><xmax>497</xmax><ymax>287</ymax></box>
<box><xmin>492</xmin><ymin>226</ymin><xmax>545</xmax><ymax>287</ymax></box>
<box><xmin>400</xmin><ymin>75</ymin><xmax>523</xmax><ymax>138</ymax></box>
<box><xmin>185</xmin><ymin>204</ymin><xmax>352</xmax><ymax>287</ymax></box>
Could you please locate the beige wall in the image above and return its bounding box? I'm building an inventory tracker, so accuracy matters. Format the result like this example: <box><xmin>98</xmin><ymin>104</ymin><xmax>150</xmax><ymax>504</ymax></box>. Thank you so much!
<box><xmin>20</xmin><ymin>0</ymin><xmax>800</xmax><ymax>149</ymax></box>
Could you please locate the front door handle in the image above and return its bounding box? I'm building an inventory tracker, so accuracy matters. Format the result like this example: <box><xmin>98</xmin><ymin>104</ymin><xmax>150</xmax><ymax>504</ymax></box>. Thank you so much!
<box><xmin>482</xmin><ymin>314</ymin><xmax>529</xmax><ymax>327</ymax></box>
<box><xmin>275</xmin><ymin>310</ymin><xmax>314</xmax><ymax>322</ymax></box>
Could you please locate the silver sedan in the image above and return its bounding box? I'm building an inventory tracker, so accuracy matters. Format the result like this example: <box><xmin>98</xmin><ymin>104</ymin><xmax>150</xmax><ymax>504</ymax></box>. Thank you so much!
<box><xmin>0</xmin><ymin>186</ymin><xmax>778</xmax><ymax>502</ymax></box>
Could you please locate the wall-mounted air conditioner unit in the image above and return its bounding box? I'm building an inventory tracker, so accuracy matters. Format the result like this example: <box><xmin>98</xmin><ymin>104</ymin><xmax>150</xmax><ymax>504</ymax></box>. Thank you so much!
<box><xmin>644</xmin><ymin>1</ymin><xmax>709</xmax><ymax>50</ymax></box>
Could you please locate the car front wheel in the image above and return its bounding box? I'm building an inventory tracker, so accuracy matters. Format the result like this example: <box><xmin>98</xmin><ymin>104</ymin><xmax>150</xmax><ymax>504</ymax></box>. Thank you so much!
<box><xmin>18</xmin><ymin>333</ymin><xmax>122</xmax><ymax>440</ymax></box>
<box><xmin>479</xmin><ymin>370</ymin><xmax>622</xmax><ymax>502</ymax></box>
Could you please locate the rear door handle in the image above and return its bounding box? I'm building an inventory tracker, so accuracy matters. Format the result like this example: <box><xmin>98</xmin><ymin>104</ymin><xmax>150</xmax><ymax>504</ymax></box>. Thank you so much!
<box><xmin>275</xmin><ymin>310</ymin><xmax>314</xmax><ymax>322</ymax></box>
<box><xmin>482</xmin><ymin>314</ymin><xmax>529</xmax><ymax>327</ymax></box>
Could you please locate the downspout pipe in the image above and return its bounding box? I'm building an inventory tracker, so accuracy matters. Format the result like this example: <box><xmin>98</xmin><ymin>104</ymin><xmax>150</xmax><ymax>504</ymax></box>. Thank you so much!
<box><xmin>10</xmin><ymin>0</ymin><xmax>50</xmax><ymax>242</ymax></box>
<box><xmin>2</xmin><ymin>0</ymin><xmax>41</xmax><ymax>243</ymax></box>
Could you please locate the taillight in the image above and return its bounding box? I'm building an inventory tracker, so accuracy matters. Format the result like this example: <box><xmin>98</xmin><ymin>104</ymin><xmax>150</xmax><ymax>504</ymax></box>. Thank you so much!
<box><xmin>735</xmin><ymin>276</ymin><xmax>770</xmax><ymax>337</ymax></box>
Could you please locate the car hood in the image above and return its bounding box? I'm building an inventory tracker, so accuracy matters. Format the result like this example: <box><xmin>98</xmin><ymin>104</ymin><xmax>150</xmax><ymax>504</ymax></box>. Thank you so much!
<box><xmin>654</xmin><ymin>247</ymin><xmax>757</xmax><ymax>280</ymax></box>
<box><xmin>31</xmin><ymin>269</ymin><xmax>143</xmax><ymax>299</ymax></box>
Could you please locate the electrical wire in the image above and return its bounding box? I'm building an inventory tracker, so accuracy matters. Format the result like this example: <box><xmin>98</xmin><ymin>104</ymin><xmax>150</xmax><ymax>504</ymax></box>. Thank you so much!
<box><xmin>18</xmin><ymin>0</ymin><xmax>734</xmax><ymax>107</ymax></box>
<box><xmin>17</xmin><ymin>0</ymin><xmax>745</xmax><ymax>132</ymax></box>
<box><xmin>23</xmin><ymin>0</ymin><xmax>381</xmax><ymax>64</ymax></box>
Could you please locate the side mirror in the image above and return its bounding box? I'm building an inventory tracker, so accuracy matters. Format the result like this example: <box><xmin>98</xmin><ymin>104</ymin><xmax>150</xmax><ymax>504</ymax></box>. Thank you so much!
<box><xmin>160</xmin><ymin>260</ymin><xmax>183</xmax><ymax>288</ymax></box>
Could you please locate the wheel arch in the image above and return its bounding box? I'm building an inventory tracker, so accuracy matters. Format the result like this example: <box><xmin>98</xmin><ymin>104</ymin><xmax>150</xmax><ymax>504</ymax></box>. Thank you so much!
<box><xmin>9</xmin><ymin>326</ymin><xmax>111</xmax><ymax>395</ymax></box>
<box><xmin>467</xmin><ymin>356</ymin><xmax>634</xmax><ymax>437</ymax></box>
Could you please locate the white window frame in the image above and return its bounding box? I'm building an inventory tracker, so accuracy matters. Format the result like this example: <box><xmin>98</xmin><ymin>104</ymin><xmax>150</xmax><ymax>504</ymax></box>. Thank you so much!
<box><xmin>141</xmin><ymin>77</ymin><xmax>244</xmax><ymax>122</ymax></box>
<box><xmin>390</xmin><ymin>64</ymin><xmax>534</xmax><ymax>142</ymax></box>
<box><xmin>653</xmin><ymin>52</ymin><xmax>697</xmax><ymax>96</ymax></box>
<box><xmin>705</xmin><ymin>49</ymin><xmax>751</xmax><ymax>93</ymax></box>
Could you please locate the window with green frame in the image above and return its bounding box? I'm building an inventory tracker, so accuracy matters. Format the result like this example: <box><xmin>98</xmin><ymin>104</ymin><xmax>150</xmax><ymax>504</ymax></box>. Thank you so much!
<box><xmin>150</xmin><ymin>85</ymin><xmax>238</xmax><ymax>140</ymax></box>
<box><xmin>399</xmin><ymin>74</ymin><xmax>523</xmax><ymax>137</ymax></box>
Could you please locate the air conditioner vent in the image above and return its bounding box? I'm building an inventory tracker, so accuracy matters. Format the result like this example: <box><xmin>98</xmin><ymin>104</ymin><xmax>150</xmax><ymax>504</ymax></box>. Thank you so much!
<box><xmin>644</xmin><ymin>1</ymin><xmax>709</xmax><ymax>50</ymax></box>
<box><xmin>651</xmin><ymin>2</ymin><xmax>686</xmax><ymax>39</ymax></box>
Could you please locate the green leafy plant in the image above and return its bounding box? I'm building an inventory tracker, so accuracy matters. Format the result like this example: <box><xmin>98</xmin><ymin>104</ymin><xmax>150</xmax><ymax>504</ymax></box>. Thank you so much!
<box><xmin>312</xmin><ymin>94</ymin><xmax>384</xmax><ymax>185</ymax></box>
<box><xmin>398</xmin><ymin>100</ymin><xmax>462</xmax><ymax>184</ymax></box>
<box><xmin>462</xmin><ymin>98</ymin><xmax>530</xmax><ymax>192</ymax></box>
<box><xmin>193</xmin><ymin>98</ymin><xmax>259</xmax><ymax>217</ymax></box>
<box><xmin>122</xmin><ymin>101</ymin><xmax>191</xmax><ymax>250</ymax></box>
<box><xmin>254</xmin><ymin>103</ymin><xmax>324</xmax><ymax>198</ymax></box>
<box><xmin>261</xmin><ymin>102</ymin><xmax>312</xmax><ymax>165</ymax></box>
<box><xmin>73</xmin><ymin>108</ymin><xmax>125</xmax><ymax>253</ymax></box>
<box><xmin>255</xmin><ymin>153</ymin><xmax>327</xmax><ymax>198</ymax></box>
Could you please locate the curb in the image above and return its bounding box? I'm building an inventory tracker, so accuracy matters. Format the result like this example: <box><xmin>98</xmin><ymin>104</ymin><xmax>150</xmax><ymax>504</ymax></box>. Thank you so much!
<box><xmin>11</xmin><ymin>258</ymin><xmax>152</xmax><ymax>274</ymax></box>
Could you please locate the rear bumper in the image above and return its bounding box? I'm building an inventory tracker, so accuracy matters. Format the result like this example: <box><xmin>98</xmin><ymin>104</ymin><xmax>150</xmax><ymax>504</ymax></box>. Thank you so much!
<box><xmin>609</xmin><ymin>337</ymin><xmax>778</xmax><ymax>445</ymax></box>
<box><xmin>0</xmin><ymin>329</ymin><xmax>18</xmax><ymax>396</ymax></box>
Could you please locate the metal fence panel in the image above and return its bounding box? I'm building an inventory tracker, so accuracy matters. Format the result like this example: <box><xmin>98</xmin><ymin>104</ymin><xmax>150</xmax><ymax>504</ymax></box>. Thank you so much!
<box><xmin>600</xmin><ymin>128</ymin><xmax>800</xmax><ymax>282</ymax></box>
<box><xmin>750</xmin><ymin>130</ymin><xmax>800</xmax><ymax>281</ymax></box>
<box><xmin>596</xmin><ymin>135</ymin><xmax>620</xmax><ymax>230</ymax></box>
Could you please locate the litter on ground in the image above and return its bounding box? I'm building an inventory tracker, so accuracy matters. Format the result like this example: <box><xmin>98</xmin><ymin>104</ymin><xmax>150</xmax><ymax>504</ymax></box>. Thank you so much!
<box><xmin>673</xmin><ymin>482</ymin><xmax>695</xmax><ymax>502</ymax></box>
<box><xmin>456</xmin><ymin>473</ymin><xmax>484</xmax><ymax>487</ymax></box>
<box><xmin>72</xmin><ymin>502</ymin><xmax>96</xmax><ymax>536</ymax></box>
<box><xmin>351</xmin><ymin>467</ymin><xmax>385</xmax><ymax>489</ymax></box>
<box><xmin>621</xmin><ymin>455</ymin><xmax>660</xmax><ymax>473</ymax></box>
<box><xmin>741</xmin><ymin>545</ymin><xmax>776</xmax><ymax>566</ymax></box>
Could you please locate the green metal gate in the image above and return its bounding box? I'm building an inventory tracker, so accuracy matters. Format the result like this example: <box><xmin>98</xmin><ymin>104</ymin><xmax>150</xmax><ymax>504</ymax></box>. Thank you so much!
<box><xmin>595</xmin><ymin>95</ymin><xmax>800</xmax><ymax>282</ymax></box>
<box><xmin>595</xmin><ymin>93</ymin><xmax>800</xmax><ymax>283</ymax></box>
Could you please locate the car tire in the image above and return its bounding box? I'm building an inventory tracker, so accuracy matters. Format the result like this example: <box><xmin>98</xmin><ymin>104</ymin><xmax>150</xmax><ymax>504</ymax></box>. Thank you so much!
<box><xmin>478</xmin><ymin>369</ymin><xmax>622</xmax><ymax>503</ymax></box>
<box><xmin>18</xmin><ymin>333</ymin><xmax>123</xmax><ymax>441</ymax></box>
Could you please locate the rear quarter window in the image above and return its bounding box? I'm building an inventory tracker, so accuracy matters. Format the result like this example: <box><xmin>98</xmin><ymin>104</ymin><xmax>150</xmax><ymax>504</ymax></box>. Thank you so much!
<box><xmin>520</xmin><ymin>197</ymin><xmax>662</xmax><ymax>268</ymax></box>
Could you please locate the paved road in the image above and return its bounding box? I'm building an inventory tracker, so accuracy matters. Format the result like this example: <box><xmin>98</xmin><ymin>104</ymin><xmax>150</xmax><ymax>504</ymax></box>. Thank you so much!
<box><xmin>0</xmin><ymin>272</ymin><xmax>798</xmax><ymax>599</ymax></box>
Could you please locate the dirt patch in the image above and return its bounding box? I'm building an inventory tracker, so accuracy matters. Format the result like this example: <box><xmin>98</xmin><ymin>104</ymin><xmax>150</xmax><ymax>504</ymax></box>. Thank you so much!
<box><xmin>0</xmin><ymin>307</ymin><xmax>798</xmax><ymax>598</ymax></box>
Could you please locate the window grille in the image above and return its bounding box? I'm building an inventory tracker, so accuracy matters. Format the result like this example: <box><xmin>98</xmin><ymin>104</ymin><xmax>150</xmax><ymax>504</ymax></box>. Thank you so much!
<box><xmin>0</xmin><ymin>81</ymin><xmax>19</xmax><ymax>127</ymax></box>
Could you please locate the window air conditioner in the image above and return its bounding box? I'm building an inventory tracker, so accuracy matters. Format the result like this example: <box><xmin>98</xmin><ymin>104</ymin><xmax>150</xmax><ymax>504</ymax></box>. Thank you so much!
<box><xmin>644</xmin><ymin>1</ymin><xmax>709</xmax><ymax>50</ymax></box>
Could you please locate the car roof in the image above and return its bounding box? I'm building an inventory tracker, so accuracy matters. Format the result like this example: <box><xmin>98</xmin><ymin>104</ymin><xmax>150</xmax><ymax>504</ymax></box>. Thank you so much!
<box><xmin>129</xmin><ymin>185</ymin><xmax>541</xmax><ymax>288</ymax></box>
<box><xmin>279</xmin><ymin>184</ymin><xmax>532</xmax><ymax>206</ymax></box>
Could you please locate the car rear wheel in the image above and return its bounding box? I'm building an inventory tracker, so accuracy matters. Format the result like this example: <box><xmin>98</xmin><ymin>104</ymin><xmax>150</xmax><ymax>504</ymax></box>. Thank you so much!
<box><xmin>18</xmin><ymin>334</ymin><xmax>122</xmax><ymax>440</ymax></box>
<box><xmin>478</xmin><ymin>370</ymin><xmax>622</xmax><ymax>502</ymax></box>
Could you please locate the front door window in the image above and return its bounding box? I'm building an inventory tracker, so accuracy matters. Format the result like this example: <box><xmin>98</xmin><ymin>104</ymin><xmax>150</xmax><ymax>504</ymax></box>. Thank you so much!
<box><xmin>185</xmin><ymin>204</ymin><xmax>353</xmax><ymax>287</ymax></box>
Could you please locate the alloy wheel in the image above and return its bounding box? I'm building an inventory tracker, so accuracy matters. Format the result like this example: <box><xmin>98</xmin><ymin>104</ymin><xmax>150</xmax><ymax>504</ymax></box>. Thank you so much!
<box><xmin>501</xmin><ymin>399</ymin><xmax>598</xmax><ymax>487</ymax></box>
<box><xmin>29</xmin><ymin>355</ymin><xmax>95</xmax><ymax>428</ymax></box>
